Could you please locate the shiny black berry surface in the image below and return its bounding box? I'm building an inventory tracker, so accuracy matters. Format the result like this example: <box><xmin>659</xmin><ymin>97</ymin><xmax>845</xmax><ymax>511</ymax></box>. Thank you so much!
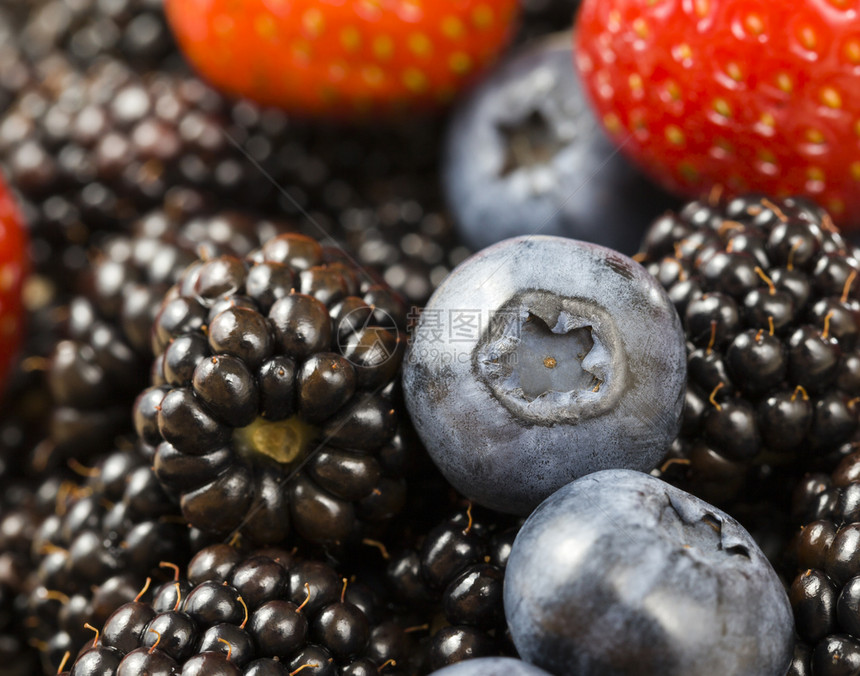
<box><xmin>640</xmin><ymin>195</ymin><xmax>860</xmax><ymax>506</ymax></box>
<box><xmin>62</xmin><ymin>545</ymin><xmax>415</xmax><ymax>676</ymax></box>
<box><xmin>784</xmin><ymin>451</ymin><xmax>860</xmax><ymax>669</ymax></box>
<box><xmin>136</xmin><ymin>232</ymin><xmax>411</xmax><ymax>548</ymax></box>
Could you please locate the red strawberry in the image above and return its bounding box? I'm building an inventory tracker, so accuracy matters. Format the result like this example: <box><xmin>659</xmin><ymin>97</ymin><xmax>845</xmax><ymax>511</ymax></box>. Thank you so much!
<box><xmin>0</xmin><ymin>174</ymin><xmax>28</xmax><ymax>394</ymax></box>
<box><xmin>165</xmin><ymin>0</ymin><xmax>520</xmax><ymax>119</ymax></box>
<box><xmin>574</xmin><ymin>0</ymin><xmax>860</xmax><ymax>229</ymax></box>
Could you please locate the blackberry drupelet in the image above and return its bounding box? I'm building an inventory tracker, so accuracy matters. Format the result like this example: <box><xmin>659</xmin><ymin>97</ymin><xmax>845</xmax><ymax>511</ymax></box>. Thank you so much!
<box><xmin>63</xmin><ymin>544</ymin><xmax>415</xmax><ymax>676</ymax></box>
<box><xmin>638</xmin><ymin>194</ymin><xmax>860</xmax><ymax>505</ymax></box>
<box><xmin>384</xmin><ymin>504</ymin><xmax>521</xmax><ymax>672</ymax></box>
<box><xmin>135</xmin><ymin>232</ymin><xmax>411</xmax><ymax>548</ymax></box>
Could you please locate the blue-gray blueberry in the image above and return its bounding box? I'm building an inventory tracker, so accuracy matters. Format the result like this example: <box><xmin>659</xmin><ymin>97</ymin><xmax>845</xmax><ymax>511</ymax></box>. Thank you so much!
<box><xmin>429</xmin><ymin>657</ymin><xmax>554</xmax><ymax>676</ymax></box>
<box><xmin>504</xmin><ymin>469</ymin><xmax>794</xmax><ymax>676</ymax></box>
<box><xmin>443</xmin><ymin>33</ymin><xmax>677</xmax><ymax>256</ymax></box>
<box><xmin>402</xmin><ymin>235</ymin><xmax>686</xmax><ymax>514</ymax></box>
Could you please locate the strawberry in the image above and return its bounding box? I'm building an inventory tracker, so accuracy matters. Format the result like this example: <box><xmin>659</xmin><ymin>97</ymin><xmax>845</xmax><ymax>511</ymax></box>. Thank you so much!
<box><xmin>165</xmin><ymin>0</ymin><xmax>520</xmax><ymax>118</ymax></box>
<box><xmin>0</xmin><ymin>174</ymin><xmax>28</xmax><ymax>394</ymax></box>
<box><xmin>574</xmin><ymin>0</ymin><xmax>860</xmax><ymax>229</ymax></box>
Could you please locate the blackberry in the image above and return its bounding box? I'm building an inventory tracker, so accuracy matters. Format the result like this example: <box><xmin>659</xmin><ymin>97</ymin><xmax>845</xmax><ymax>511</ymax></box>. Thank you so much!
<box><xmin>384</xmin><ymin>504</ymin><xmax>521</xmax><ymax>672</ymax></box>
<box><xmin>40</xmin><ymin>204</ymin><xmax>288</xmax><ymax>470</ymax></box>
<box><xmin>0</xmin><ymin>285</ymin><xmax>64</xmax><ymax>480</ymax></box>
<box><xmin>337</xmin><ymin>189</ymin><xmax>469</xmax><ymax>307</ymax></box>
<box><xmin>0</xmin><ymin>57</ymin><xmax>279</xmax><ymax>291</ymax></box>
<box><xmin>135</xmin><ymin>232</ymin><xmax>411</xmax><ymax>548</ymax></box>
<box><xmin>782</xmin><ymin>450</ymin><xmax>860</xmax><ymax>676</ymax></box>
<box><xmin>638</xmin><ymin>194</ymin><xmax>860</xmax><ymax>505</ymax></box>
<box><xmin>0</xmin><ymin>51</ymin><xmax>463</xmax><ymax>305</ymax></box>
<box><xmin>0</xmin><ymin>482</ymin><xmax>56</xmax><ymax>676</ymax></box>
<box><xmin>19</xmin><ymin>0</ymin><xmax>177</xmax><ymax>70</ymax></box>
<box><xmin>0</xmin><ymin>8</ymin><xmax>33</xmax><ymax>113</ymax></box>
<box><xmin>25</xmin><ymin>446</ymin><xmax>191</xmax><ymax>665</ymax></box>
<box><xmin>63</xmin><ymin>544</ymin><xmax>415</xmax><ymax>676</ymax></box>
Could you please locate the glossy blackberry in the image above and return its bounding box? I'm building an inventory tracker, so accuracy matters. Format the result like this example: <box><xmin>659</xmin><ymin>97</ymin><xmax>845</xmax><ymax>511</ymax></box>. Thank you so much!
<box><xmin>0</xmin><ymin>483</ymin><xmax>56</xmax><ymax>676</ymax></box>
<box><xmin>384</xmin><ymin>504</ymin><xmax>521</xmax><ymax>672</ymax></box>
<box><xmin>63</xmin><ymin>544</ymin><xmax>413</xmax><ymax>676</ymax></box>
<box><xmin>639</xmin><ymin>194</ymin><xmax>860</xmax><ymax>505</ymax></box>
<box><xmin>19</xmin><ymin>0</ymin><xmax>176</xmax><ymax>70</ymax></box>
<box><xmin>782</xmin><ymin>449</ymin><xmax>860</xmax><ymax>675</ymax></box>
<box><xmin>25</xmin><ymin>447</ymin><xmax>190</xmax><ymax>664</ymax></box>
<box><xmin>0</xmin><ymin>56</ymin><xmax>278</xmax><ymax>292</ymax></box>
<box><xmin>0</xmin><ymin>281</ymin><xmax>65</xmax><ymax>480</ymax></box>
<box><xmin>135</xmin><ymin>232</ymin><xmax>410</xmax><ymax>548</ymax></box>
<box><xmin>40</xmin><ymin>205</ymin><xmax>288</xmax><ymax>470</ymax></box>
<box><xmin>0</xmin><ymin>51</ymin><xmax>463</xmax><ymax>305</ymax></box>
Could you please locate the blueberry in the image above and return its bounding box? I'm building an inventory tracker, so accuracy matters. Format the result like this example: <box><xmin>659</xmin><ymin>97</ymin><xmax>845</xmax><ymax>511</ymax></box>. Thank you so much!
<box><xmin>443</xmin><ymin>34</ymin><xmax>677</xmax><ymax>255</ymax></box>
<box><xmin>428</xmin><ymin>657</ymin><xmax>553</xmax><ymax>676</ymax></box>
<box><xmin>402</xmin><ymin>236</ymin><xmax>686</xmax><ymax>514</ymax></box>
<box><xmin>504</xmin><ymin>470</ymin><xmax>794</xmax><ymax>676</ymax></box>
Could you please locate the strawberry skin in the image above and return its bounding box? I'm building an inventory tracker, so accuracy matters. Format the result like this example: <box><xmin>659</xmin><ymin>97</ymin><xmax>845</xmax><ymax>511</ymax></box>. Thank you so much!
<box><xmin>0</xmin><ymin>174</ymin><xmax>28</xmax><ymax>395</ymax></box>
<box><xmin>574</xmin><ymin>0</ymin><xmax>860</xmax><ymax>228</ymax></box>
<box><xmin>165</xmin><ymin>0</ymin><xmax>520</xmax><ymax>118</ymax></box>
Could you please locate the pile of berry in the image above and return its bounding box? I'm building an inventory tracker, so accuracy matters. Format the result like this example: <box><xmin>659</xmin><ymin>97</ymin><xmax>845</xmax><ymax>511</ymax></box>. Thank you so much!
<box><xmin>3</xmin><ymin>1</ymin><xmax>860</xmax><ymax>676</ymax></box>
